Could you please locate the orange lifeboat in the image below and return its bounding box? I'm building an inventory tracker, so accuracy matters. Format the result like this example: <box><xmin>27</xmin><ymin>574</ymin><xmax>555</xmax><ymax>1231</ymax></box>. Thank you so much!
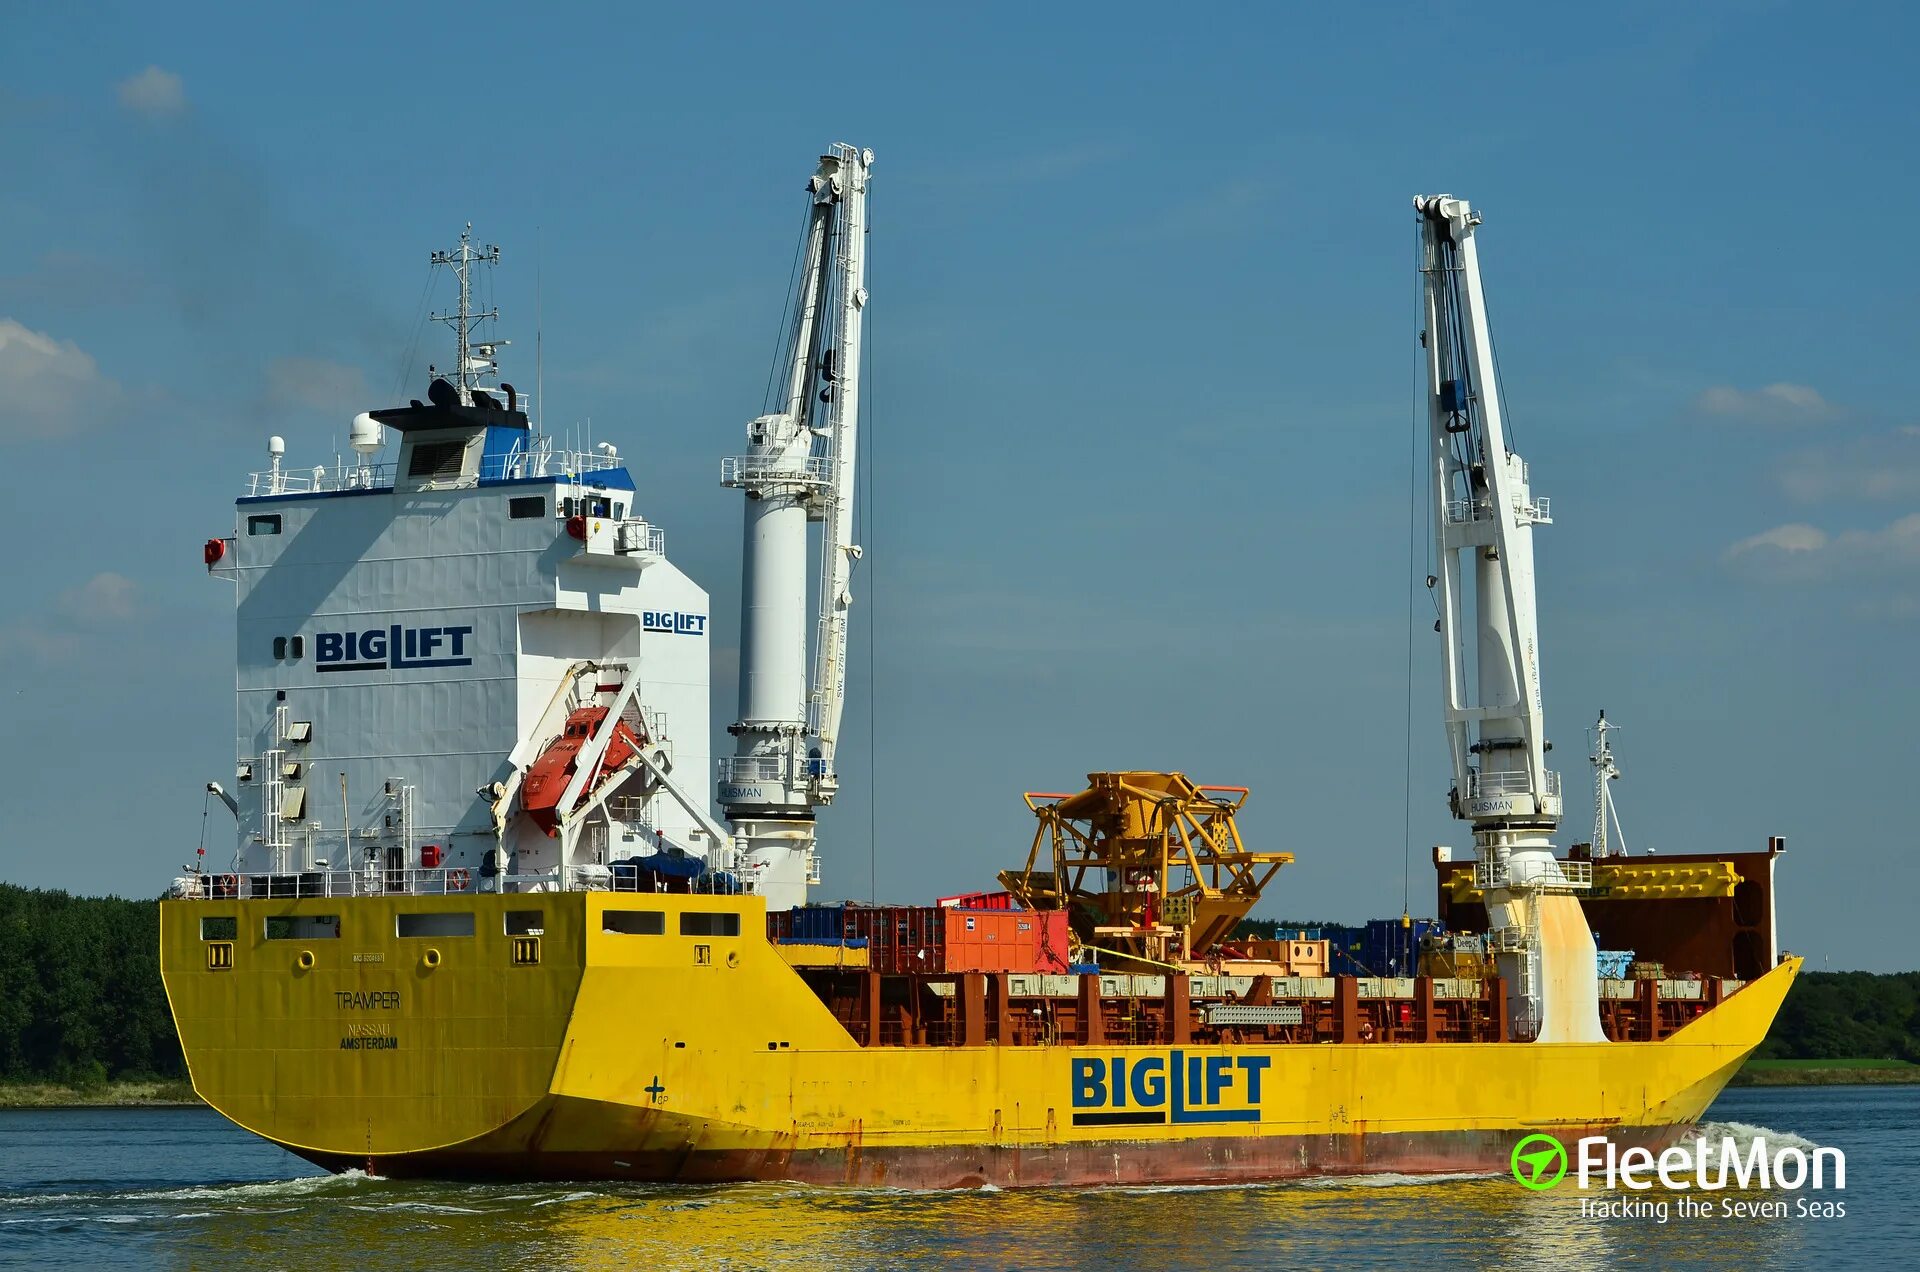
<box><xmin>521</xmin><ymin>706</ymin><xmax>646</xmax><ymax>836</ymax></box>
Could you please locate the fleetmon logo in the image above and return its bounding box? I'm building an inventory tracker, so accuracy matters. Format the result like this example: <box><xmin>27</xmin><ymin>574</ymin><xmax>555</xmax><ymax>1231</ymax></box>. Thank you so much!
<box><xmin>1511</xmin><ymin>1134</ymin><xmax>1569</xmax><ymax>1190</ymax></box>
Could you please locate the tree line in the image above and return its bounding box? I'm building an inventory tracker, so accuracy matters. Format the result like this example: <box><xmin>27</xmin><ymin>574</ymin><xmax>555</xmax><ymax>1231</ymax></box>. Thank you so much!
<box><xmin>0</xmin><ymin>884</ymin><xmax>183</xmax><ymax>1086</ymax></box>
<box><xmin>1753</xmin><ymin>970</ymin><xmax>1920</xmax><ymax>1062</ymax></box>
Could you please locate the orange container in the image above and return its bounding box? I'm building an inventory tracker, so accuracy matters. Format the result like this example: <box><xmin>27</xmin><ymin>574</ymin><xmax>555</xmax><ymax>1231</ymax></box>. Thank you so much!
<box><xmin>942</xmin><ymin>908</ymin><xmax>1071</xmax><ymax>974</ymax></box>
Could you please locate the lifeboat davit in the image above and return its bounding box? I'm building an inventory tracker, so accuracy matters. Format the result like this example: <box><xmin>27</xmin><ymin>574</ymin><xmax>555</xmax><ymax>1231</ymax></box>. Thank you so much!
<box><xmin>521</xmin><ymin>706</ymin><xmax>646</xmax><ymax>836</ymax></box>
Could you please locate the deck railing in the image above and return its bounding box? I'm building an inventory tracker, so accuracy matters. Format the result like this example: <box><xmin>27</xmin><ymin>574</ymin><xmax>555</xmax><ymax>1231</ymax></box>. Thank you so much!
<box><xmin>172</xmin><ymin>863</ymin><xmax>744</xmax><ymax>899</ymax></box>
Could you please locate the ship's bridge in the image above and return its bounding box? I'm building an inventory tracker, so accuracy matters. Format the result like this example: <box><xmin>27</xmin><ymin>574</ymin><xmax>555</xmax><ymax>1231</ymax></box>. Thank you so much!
<box><xmin>203</xmin><ymin>376</ymin><xmax>714</xmax><ymax>908</ymax></box>
<box><xmin>242</xmin><ymin>387</ymin><xmax>636</xmax><ymax>504</ymax></box>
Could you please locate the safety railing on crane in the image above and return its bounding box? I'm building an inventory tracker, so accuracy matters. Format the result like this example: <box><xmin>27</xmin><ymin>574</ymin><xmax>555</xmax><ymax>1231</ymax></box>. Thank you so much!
<box><xmin>1468</xmin><ymin>768</ymin><xmax>1562</xmax><ymax>800</ymax></box>
<box><xmin>1443</xmin><ymin>495</ymin><xmax>1552</xmax><ymax>525</ymax></box>
<box><xmin>721</xmin><ymin>455</ymin><xmax>832</xmax><ymax>488</ymax></box>
<box><xmin>717</xmin><ymin>756</ymin><xmax>785</xmax><ymax>784</ymax></box>
<box><xmin>1473</xmin><ymin>858</ymin><xmax>1592</xmax><ymax>891</ymax></box>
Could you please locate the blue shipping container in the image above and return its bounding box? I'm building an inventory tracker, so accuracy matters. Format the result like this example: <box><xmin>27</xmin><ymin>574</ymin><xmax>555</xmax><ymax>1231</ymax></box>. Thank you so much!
<box><xmin>1596</xmin><ymin>949</ymin><xmax>1636</xmax><ymax>979</ymax></box>
<box><xmin>1360</xmin><ymin>918</ymin><xmax>1445</xmax><ymax>977</ymax></box>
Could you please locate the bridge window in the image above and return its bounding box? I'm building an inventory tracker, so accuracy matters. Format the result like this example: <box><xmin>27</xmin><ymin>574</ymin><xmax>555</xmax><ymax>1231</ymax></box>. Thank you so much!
<box><xmin>199</xmin><ymin>916</ymin><xmax>237</xmax><ymax>941</ymax></box>
<box><xmin>247</xmin><ymin>514</ymin><xmax>282</xmax><ymax>535</ymax></box>
<box><xmin>290</xmin><ymin>636</ymin><xmax>304</xmax><ymax>658</ymax></box>
<box><xmin>603</xmin><ymin>910</ymin><xmax>665</xmax><ymax>936</ymax></box>
<box><xmin>273</xmin><ymin>636</ymin><xmax>287</xmax><ymax>659</ymax></box>
<box><xmin>398</xmin><ymin>912</ymin><xmax>475</xmax><ymax>938</ymax></box>
<box><xmin>265</xmin><ymin>914</ymin><xmax>340</xmax><ymax>940</ymax></box>
<box><xmin>680</xmin><ymin>911</ymin><xmax>741</xmax><ymax>937</ymax></box>
<box><xmin>505</xmin><ymin>910</ymin><xmax>545</xmax><ymax>936</ymax></box>
<box><xmin>510</xmin><ymin>496</ymin><xmax>546</xmax><ymax>519</ymax></box>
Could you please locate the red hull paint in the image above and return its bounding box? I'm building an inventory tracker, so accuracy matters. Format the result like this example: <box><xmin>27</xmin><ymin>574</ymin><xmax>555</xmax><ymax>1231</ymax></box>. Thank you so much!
<box><xmin>299</xmin><ymin>1125</ymin><xmax>1689</xmax><ymax>1190</ymax></box>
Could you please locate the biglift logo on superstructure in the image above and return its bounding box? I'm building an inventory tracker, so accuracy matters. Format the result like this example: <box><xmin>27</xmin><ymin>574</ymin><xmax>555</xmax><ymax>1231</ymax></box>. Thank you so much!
<box><xmin>1070</xmin><ymin>1051</ymin><xmax>1271</xmax><ymax>1127</ymax></box>
<box><xmin>642</xmin><ymin>610</ymin><xmax>708</xmax><ymax>636</ymax></box>
<box><xmin>315</xmin><ymin>624</ymin><xmax>475</xmax><ymax>673</ymax></box>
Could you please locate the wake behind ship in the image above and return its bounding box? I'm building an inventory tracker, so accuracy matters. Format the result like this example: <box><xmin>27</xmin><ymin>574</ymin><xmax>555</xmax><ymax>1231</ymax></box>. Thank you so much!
<box><xmin>159</xmin><ymin>153</ymin><xmax>1798</xmax><ymax>1187</ymax></box>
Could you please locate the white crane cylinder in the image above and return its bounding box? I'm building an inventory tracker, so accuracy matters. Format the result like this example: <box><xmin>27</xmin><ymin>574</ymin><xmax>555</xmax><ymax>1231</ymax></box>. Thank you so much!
<box><xmin>738</xmin><ymin>492</ymin><xmax>809</xmax><ymax>726</ymax></box>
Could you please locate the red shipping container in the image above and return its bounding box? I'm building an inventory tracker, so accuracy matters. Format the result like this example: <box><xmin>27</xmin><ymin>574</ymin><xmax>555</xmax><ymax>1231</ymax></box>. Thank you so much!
<box><xmin>1029</xmin><ymin>909</ymin><xmax>1071</xmax><ymax>974</ymax></box>
<box><xmin>943</xmin><ymin>908</ymin><xmax>1072</xmax><ymax>974</ymax></box>
<box><xmin>846</xmin><ymin>904</ymin><xmax>946</xmax><ymax>974</ymax></box>
<box><xmin>936</xmin><ymin>890</ymin><xmax>1015</xmax><ymax>910</ymax></box>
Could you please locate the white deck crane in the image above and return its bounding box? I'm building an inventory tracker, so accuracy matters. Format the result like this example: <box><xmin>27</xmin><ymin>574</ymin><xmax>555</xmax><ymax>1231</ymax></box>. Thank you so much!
<box><xmin>1416</xmin><ymin>194</ymin><xmax>1602</xmax><ymax>1042</ymax></box>
<box><xmin>719</xmin><ymin>144</ymin><xmax>873</xmax><ymax>910</ymax></box>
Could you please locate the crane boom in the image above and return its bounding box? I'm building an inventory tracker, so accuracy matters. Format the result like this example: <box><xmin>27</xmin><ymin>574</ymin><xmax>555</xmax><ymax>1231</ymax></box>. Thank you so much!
<box><xmin>1416</xmin><ymin>194</ymin><xmax>1601</xmax><ymax>1043</ymax></box>
<box><xmin>718</xmin><ymin>144</ymin><xmax>873</xmax><ymax>910</ymax></box>
<box><xmin>1417</xmin><ymin>194</ymin><xmax>1556</xmax><ymax>833</ymax></box>
<box><xmin>805</xmin><ymin>146</ymin><xmax>870</xmax><ymax>799</ymax></box>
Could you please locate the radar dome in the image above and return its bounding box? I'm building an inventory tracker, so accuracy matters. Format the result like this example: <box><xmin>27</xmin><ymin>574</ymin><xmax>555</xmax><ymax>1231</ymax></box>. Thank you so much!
<box><xmin>350</xmin><ymin>412</ymin><xmax>383</xmax><ymax>455</ymax></box>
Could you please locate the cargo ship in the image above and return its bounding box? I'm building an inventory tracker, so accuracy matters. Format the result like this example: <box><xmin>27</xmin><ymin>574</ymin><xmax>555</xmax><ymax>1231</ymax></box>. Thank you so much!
<box><xmin>158</xmin><ymin>158</ymin><xmax>1798</xmax><ymax>1187</ymax></box>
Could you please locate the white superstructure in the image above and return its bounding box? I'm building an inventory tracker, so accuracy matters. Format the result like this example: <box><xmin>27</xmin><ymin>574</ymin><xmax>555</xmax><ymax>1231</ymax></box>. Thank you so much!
<box><xmin>1416</xmin><ymin>194</ymin><xmax>1602</xmax><ymax>1042</ymax></box>
<box><xmin>719</xmin><ymin>144</ymin><xmax>873</xmax><ymax>910</ymax></box>
<box><xmin>200</xmin><ymin>228</ymin><xmax>720</xmax><ymax>898</ymax></box>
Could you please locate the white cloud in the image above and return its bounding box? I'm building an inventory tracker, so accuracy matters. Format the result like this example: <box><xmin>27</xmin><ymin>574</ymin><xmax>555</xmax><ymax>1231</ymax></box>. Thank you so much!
<box><xmin>263</xmin><ymin>355</ymin><xmax>369</xmax><ymax>413</ymax></box>
<box><xmin>1778</xmin><ymin>431</ymin><xmax>1920</xmax><ymax>504</ymax></box>
<box><xmin>0</xmin><ymin>317</ymin><xmax>122</xmax><ymax>440</ymax></box>
<box><xmin>1726</xmin><ymin>514</ymin><xmax>1920</xmax><ymax>581</ymax></box>
<box><xmin>1693</xmin><ymin>382</ymin><xmax>1836</xmax><ymax>424</ymax></box>
<box><xmin>56</xmin><ymin>572</ymin><xmax>140</xmax><ymax>625</ymax></box>
<box><xmin>0</xmin><ymin>573</ymin><xmax>143</xmax><ymax>664</ymax></box>
<box><xmin>1728</xmin><ymin>524</ymin><xmax>1828</xmax><ymax>556</ymax></box>
<box><xmin>117</xmin><ymin>66</ymin><xmax>186</xmax><ymax>117</ymax></box>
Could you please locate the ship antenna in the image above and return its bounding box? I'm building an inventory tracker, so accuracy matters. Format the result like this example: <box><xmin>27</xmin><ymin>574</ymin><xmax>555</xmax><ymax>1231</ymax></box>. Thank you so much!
<box><xmin>1589</xmin><ymin>710</ymin><xmax>1628</xmax><ymax>857</ymax></box>
<box><xmin>536</xmin><ymin>226</ymin><xmax>545</xmax><ymax>434</ymax></box>
<box><xmin>430</xmin><ymin>223</ymin><xmax>502</xmax><ymax>405</ymax></box>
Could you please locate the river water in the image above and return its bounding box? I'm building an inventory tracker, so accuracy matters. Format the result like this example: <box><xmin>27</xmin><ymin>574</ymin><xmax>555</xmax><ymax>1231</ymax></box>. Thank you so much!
<box><xmin>1</xmin><ymin>1086</ymin><xmax>1909</xmax><ymax>1269</ymax></box>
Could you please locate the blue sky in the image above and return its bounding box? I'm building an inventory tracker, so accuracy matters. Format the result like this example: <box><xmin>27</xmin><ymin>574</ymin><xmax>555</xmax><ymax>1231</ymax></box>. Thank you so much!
<box><xmin>1</xmin><ymin>2</ymin><xmax>1913</xmax><ymax>970</ymax></box>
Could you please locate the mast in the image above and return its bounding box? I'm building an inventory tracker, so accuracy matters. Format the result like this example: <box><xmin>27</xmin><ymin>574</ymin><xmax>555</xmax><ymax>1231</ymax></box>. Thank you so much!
<box><xmin>1590</xmin><ymin>710</ymin><xmax>1626</xmax><ymax>857</ymax></box>
<box><xmin>430</xmin><ymin>224</ymin><xmax>504</xmax><ymax>405</ymax></box>
<box><xmin>719</xmin><ymin>144</ymin><xmax>873</xmax><ymax>909</ymax></box>
<box><xmin>1416</xmin><ymin>194</ymin><xmax>1600</xmax><ymax>1042</ymax></box>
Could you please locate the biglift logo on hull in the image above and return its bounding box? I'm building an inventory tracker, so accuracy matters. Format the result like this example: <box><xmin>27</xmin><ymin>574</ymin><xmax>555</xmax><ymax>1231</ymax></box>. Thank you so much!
<box><xmin>1070</xmin><ymin>1051</ymin><xmax>1271</xmax><ymax>1127</ymax></box>
<box><xmin>315</xmin><ymin>624</ymin><xmax>475</xmax><ymax>673</ymax></box>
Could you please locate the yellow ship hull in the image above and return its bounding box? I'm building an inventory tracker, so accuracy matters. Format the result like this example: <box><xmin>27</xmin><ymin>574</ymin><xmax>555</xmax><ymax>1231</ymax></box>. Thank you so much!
<box><xmin>160</xmin><ymin>893</ymin><xmax>1797</xmax><ymax>1188</ymax></box>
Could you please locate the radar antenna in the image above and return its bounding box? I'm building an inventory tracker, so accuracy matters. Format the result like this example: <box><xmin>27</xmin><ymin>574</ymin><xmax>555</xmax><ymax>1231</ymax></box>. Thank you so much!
<box><xmin>430</xmin><ymin>224</ymin><xmax>506</xmax><ymax>405</ymax></box>
<box><xmin>1589</xmin><ymin>710</ymin><xmax>1628</xmax><ymax>857</ymax></box>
